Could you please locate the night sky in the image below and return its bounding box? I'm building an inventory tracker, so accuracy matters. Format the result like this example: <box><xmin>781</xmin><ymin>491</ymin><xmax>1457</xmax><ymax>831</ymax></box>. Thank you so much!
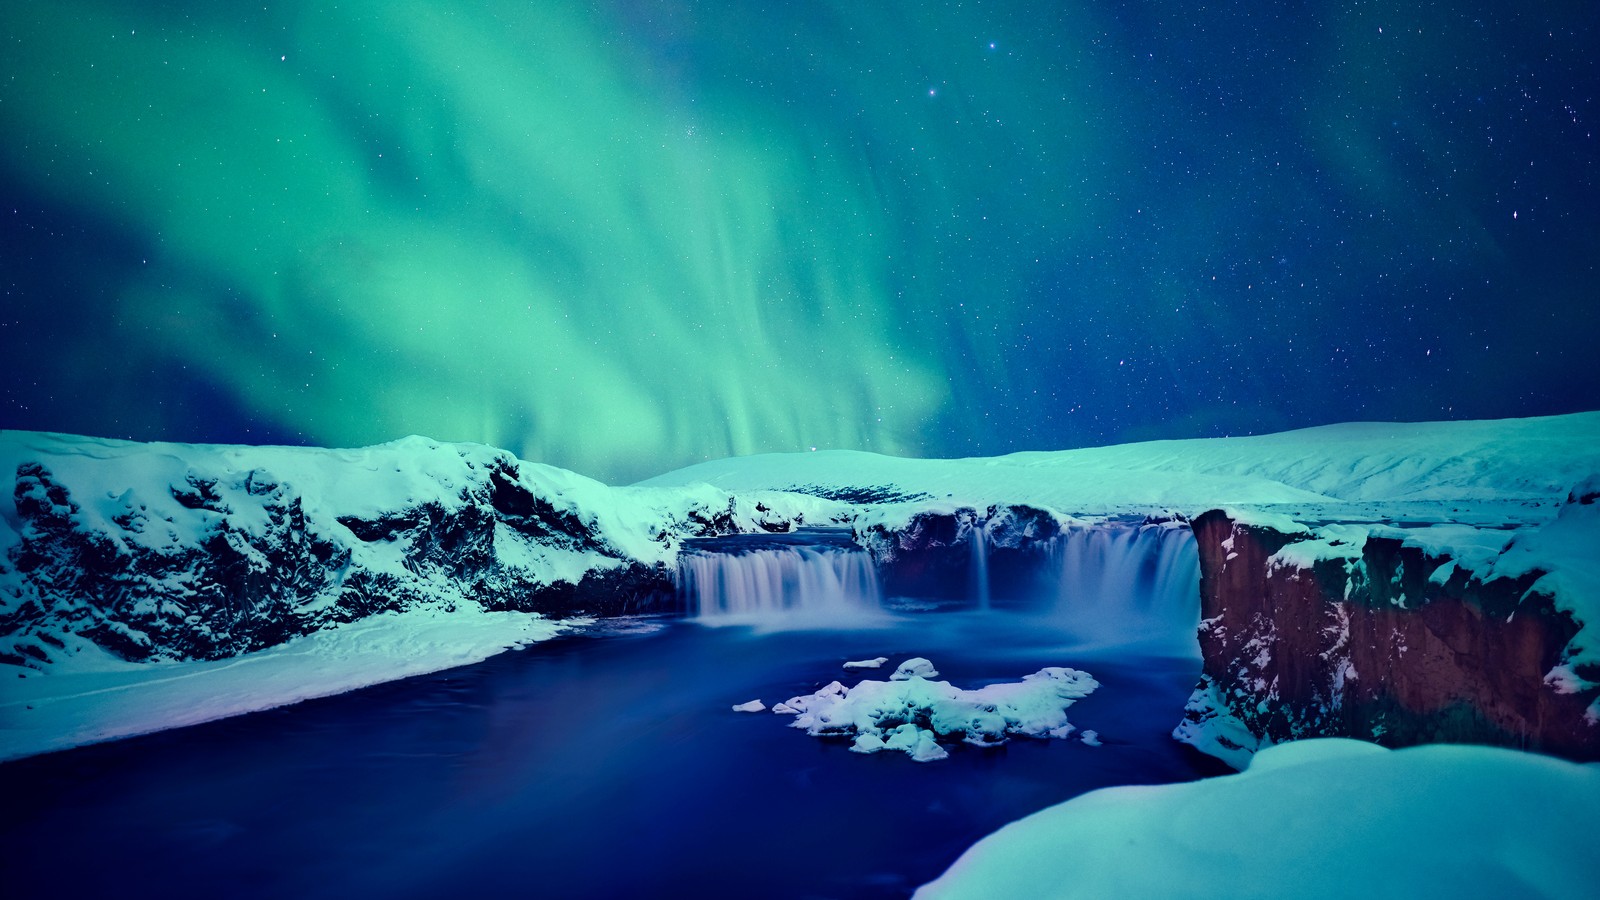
<box><xmin>2</xmin><ymin>1</ymin><xmax>1596</xmax><ymax>482</ymax></box>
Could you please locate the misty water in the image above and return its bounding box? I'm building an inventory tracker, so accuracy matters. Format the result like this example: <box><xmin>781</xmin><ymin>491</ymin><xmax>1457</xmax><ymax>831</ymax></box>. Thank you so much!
<box><xmin>1</xmin><ymin>528</ymin><xmax>1222</xmax><ymax>899</ymax></box>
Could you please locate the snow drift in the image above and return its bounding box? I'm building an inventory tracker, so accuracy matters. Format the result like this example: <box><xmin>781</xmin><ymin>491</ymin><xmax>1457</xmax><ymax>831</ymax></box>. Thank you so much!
<box><xmin>915</xmin><ymin>738</ymin><xmax>1600</xmax><ymax>899</ymax></box>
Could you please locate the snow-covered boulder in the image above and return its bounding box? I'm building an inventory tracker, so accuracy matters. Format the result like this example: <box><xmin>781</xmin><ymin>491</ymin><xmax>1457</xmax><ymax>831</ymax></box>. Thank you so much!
<box><xmin>773</xmin><ymin>661</ymin><xmax>1099</xmax><ymax>761</ymax></box>
<box><xmin>843</xmin><ymin>656</ymin><xmax>888</xmax><ymax>670</ymax></box>
<box><xmin>890</xmin><ymin>657</ymin><xmax>940</xmax><ymax>681</ymax></box>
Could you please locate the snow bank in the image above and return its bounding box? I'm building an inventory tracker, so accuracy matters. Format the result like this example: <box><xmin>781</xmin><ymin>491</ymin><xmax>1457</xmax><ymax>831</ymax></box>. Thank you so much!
<box><xmin>916</xmin><ymin>738</ymin><xmax>1600</xmax><ymax>899</ymax></box>
<box><xmin>772</xmin><ymin>660</ymin><xmax>1098</xmax><ymax>761</ymax></box>
<box><xmin>0</xmin><ymin>604</ymin><xmax>573</xmax><ymax>761</ymax></box>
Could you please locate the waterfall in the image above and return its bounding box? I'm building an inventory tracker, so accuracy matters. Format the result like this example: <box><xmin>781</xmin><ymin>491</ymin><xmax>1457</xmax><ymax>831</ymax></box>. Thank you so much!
<box><xmin>968</xmin><ymin>521</ymin><xmax>991</xmax><ymax>612</ymax></box>
<box><xmin>1047</xmin><ymin>522</ymin><xmax>1200</xmax><ymax>654</ymax></box>
<box><xmin>672</xmin><ymin>521</ymin><xmax>1200</xmax><ymax>647</ymax></box>
<box><xmin>677</xmin><ymin>533</ymin><xmax>884</xmax><ymax>625</ymax></box>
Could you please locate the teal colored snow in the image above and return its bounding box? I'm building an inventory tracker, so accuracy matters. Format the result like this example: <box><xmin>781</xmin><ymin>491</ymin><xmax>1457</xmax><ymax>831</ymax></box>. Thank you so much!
<box><xmin>916</xmin><ymin>738</ymin><xmax>1600</xmax><ymax>899</ymax></box>
<box><xmin>773</xmin><ymin>659</ymin><xmax>1099</xmax><ymax>761</ymax></box>
<box><xmin>0</xmin><ymin>605</ymin><xmax>573</xmax><ymax>761</ymax></box>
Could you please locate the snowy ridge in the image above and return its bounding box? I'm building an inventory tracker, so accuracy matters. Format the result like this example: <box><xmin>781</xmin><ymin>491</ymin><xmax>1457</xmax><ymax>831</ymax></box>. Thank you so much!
<box><xmin>0</xmin><ymin>430</ymin><xmax>844</xmax><ymax>664</ymax></box>
<box><xmin>0</xmin><ymin>429</ymin><xmax>845</xmax><ymax>577</ymax></box>
<box><xmin>641</xmin><ymin>412</ymin><xmax>1600</xmax><ymax>519</ymax></box>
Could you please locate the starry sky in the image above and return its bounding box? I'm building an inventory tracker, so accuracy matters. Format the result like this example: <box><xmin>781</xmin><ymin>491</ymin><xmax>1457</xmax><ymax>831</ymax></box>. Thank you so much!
<box><xmin>2</xmin><ymin>1</ymin><xmax>1596</xmax><ymax>482</ymax></box>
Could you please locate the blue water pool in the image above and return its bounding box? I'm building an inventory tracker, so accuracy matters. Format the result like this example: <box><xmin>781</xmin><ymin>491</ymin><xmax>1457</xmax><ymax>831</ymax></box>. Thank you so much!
<box><xmin>1</xmin><ymin>611</ymin><xmax>1222</xmax><ymax>898</ymax></box>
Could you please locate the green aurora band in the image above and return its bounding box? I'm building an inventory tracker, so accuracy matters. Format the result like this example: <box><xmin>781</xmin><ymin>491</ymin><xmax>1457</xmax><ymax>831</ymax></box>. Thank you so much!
<box><xmin>2</xmin><ymin>1</ymin><xmax>1596</xmax><ymax>480</ymax></box>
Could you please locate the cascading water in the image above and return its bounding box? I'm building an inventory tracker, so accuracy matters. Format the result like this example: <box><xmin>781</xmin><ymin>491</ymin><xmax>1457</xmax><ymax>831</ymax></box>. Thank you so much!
<box><xmin>968</xmin><ymin>520</ymin><xmax>992</xmax><ymax>612</ymax></box>
<box><xmin>674</xmin><ymin>520</ymin><xmax>1199</xmax><ymax>648</ymax></box>
<box><xmin>1047</xmin><ymin>522</ymin><xmax>1201</xmax><ymax>655</ymax></box>
<box><xmin>677</xmin><ymin>529</ymin><xmax>885</xmax><ymax>626</ymax></box>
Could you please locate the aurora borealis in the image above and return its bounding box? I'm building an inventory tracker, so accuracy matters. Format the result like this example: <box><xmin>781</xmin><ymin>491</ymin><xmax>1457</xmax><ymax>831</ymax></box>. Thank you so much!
<box><xmin>2</xmin><ymin>1</ymin><xmax>1596</xmax><ymax>481</ymax></box>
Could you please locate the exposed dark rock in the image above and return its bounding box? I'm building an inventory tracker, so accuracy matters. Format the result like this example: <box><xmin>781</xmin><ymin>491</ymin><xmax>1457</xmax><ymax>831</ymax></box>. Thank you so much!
<box><xmin>781</xmin><ymin>484</ymin><xmax>932</xmax><ymax>505</ymax></box>
<box><xmin>1183</xmin><ymin>509</ymin><xmax>1599</xmax><ymax>762</ymax></box>
<box><xmin>485</xmin><ymin>562</ymin><xmax>676</xmax><ymax>619</ymax></box>
<box><xmin>858</xmin><ymin>504</ymin><xmax>1061</xmax><ymax>601</ymax></box>
<box><xmin>5</xmin><ymin>463</ymin><xmax>353</xmax><ymax>664</ymax></box>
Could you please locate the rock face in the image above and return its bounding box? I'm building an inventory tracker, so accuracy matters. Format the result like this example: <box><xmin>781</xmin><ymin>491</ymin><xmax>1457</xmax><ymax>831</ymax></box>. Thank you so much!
<box><xmin>0</xmin><ymin>434</ymin><xmax>815</xmax><ymax>667</ymax></box>
<box><xmin>1180</xmin><ymin>509</ymin><xmax>1599</xmax><ymax>764</ymax></box>
<box><xmin>856</xmin><ymin>504</ymin><xmax>1063</xmax><ymax>601</ymax></box>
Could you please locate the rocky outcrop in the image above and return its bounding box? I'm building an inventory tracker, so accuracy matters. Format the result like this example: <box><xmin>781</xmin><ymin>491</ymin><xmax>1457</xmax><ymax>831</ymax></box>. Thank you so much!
<box><xmin>0</xmin><ymin>434</ymin><xmax>812</xmax><ymax>667</ymax></box>
<box><xmin>856</xmin><ymin>504</ymin><xmax>1063</xmax><ymax>601</ymax></box>
<box><xmin>1178</xmin><ymin>507</ymin><xmax>1600</xmax><ymax>765</ymax></box>
<box><xmin>6</xmin><ymin>461</ymin><xmax>352</xmax><ymax>662</ymax></box>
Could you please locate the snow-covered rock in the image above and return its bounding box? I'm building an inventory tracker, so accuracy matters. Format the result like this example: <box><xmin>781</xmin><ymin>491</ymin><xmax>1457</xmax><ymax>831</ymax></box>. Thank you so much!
<box><xmin>773</xmin><ymin>662</ymin><xmax>1099</xmax><ymax>760</ymax></box>
<box><xmin>731</xmin><ymin>699</ymin><xmax>766</xmax><ymax>713</ymax></box>
<box><xmin>890</xmin><ymin>657</ymin><xmax>940</xmax><ymax>681</ymax></box>
<box><xmin>1177</xmin><ymin>502</ymin><xmax>1600</xmax><ymax>766</ymax></box>
<box><xmin>0</xmin><ymin>430</ymin><xmax>837</xmax><ymax>669</ymax></box>
<box><xmin>843</xmin><ymin>656</ymin><xmax>888</xmax><ymax>670</ymax></box>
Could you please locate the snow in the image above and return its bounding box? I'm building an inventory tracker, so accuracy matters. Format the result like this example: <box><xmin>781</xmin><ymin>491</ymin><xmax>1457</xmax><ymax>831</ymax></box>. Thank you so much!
<box><xmin>1170</xmin><ymin>674</ymin><xmax>1267</xmax><ymax>770</ymax></box>
<box><xmin>772</xmin><ymin>660</ymin><xmax>1099</xmax><ymax>761</ymax></box>
<box><xmin>843</xmin><ymin>656</ymin><xmax>888</xmax><ymax>670</ymax></box>
<box><xmin>890</xmin><ymin>657</ymin><xmax>940</xmax><ymax>680</ymax></box>
<box><xmin>853</xmin><ymin>724</ymin><xmax>949</xmax><ymax>762</ymax></box>
<box><xmin>915</xmin><ymin>738</ymin><xmax>1600</xmax><ymax>899</ymax></box>
<box><xmin>0</xmin><ymin>603</ymin><xmax>574</xmax><ymax>761</ymax></box>
<box><xmin>731</xmin><ymin>699</ymin><xmax>766</xmax><ymax>712</ymax></box>
<box><xmin>640</xmin><ymin>412</ymin><xmax>1600</xmax><ymax>522</ymax></box>
<box><xmin>1265</xmin><ymin>523</ymin><xmax>1368</xmax><ymax>573</ymax></box>
<box><xmin>0</xmin><ymin>429</ymin><xmax>845</xmax><ymax>578</ymax></box>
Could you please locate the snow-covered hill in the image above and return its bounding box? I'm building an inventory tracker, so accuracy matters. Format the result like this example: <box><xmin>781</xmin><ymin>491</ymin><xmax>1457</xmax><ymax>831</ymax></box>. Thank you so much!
<box><xmin>0</xmin><ymin>430</ymin><xmax>841</xmax><ymax>759</ymax></box>
<box><xmin>642</xmin><ymin>412</ymin><xmax>1600</xmax><ymax>521</ymax></box>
